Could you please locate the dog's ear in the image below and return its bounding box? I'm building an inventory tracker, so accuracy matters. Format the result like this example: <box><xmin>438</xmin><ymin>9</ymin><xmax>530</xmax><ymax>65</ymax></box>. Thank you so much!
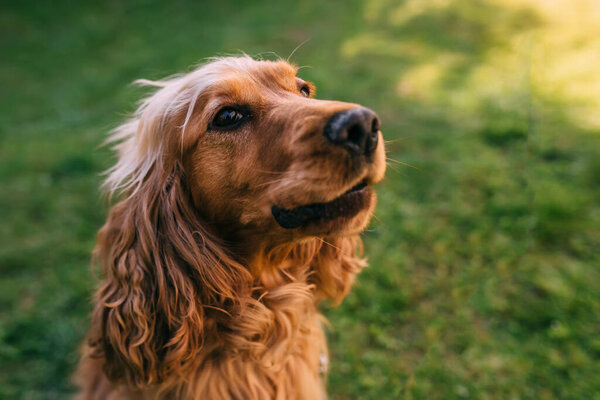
<box><xmin>88</xmin><ymin>164</ymin><xmax>251</xmax><ymax>387</ymax></box>
<box><xmin>311</xmin><ymin>236</ymin><xmax>367</xmax><ymax>305</ymax></box>
<box><xmin>87</xmin><ymin>76</ymin><xmax>251</xmax><ymax>387</ymax></box>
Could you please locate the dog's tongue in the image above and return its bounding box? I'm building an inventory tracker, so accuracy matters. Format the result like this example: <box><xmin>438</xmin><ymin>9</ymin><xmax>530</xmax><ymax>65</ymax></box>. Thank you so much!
<box><xmin>271</xmin><ymin>184</ymin><xmax>368</xmax><ymax>229</ymax></box>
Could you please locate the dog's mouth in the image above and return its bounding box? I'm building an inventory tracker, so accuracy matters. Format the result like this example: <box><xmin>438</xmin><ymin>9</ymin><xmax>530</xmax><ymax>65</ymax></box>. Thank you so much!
<box><xmin>271</xmin><ymin>180</ymin><xmax>371</xmax><ymax>229</ymax></box>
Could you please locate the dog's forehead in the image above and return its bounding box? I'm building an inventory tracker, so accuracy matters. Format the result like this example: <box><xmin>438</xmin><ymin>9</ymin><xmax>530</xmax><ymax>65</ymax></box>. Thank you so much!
<box><xmin>230</xmin><ymin>58</ymin><xmax>297</xmax><ymax>80</ymax></box>
<box><xmin>204</xmin><ymin>58</ymin><xmax>300</xmax><ymax>92</ymax></box>
<box><xmin>247</xmin><ymin>60</ymin><xmax>299</xmax><ymax>87</ymax></box>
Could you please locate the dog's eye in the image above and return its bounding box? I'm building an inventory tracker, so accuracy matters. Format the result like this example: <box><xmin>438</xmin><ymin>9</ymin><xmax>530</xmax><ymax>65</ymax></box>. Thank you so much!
<box><xmin>211</xmin><ymin>107</ymin><xmax>249</xmax><ymax>130</ymax></box>
<box><xmin>299</xmin><ymin>84</ymin><xmax>310</xmax><ymax>97</ymax></box>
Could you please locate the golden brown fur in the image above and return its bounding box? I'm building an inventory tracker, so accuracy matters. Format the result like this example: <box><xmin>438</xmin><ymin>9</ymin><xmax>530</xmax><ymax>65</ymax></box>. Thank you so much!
<box><xmin>75</xmin><ymin>56</ymin><xmax>385</xmax><ymax>400</ymax></box>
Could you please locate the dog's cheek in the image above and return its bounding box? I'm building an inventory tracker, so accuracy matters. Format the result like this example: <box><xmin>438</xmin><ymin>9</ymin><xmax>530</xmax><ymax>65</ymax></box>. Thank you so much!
<box><xmin>187</xmin><ymin>145</ymin><xmax>237</xmax><ymax>220</ymax></box>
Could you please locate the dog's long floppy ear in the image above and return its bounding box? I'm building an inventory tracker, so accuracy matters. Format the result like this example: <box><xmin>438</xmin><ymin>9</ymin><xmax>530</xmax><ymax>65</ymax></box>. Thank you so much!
<box><xmin>87</xmin><ymin>76</ymin><xmax>251</xmax><ymax>387</ymax></box>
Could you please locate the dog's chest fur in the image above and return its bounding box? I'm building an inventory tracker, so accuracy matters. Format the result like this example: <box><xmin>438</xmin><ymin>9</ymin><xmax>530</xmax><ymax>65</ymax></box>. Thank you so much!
<box><xmin>180</xmin><ymin>280</ymin><xmax>329</xmax><ymax>399</ymax></box>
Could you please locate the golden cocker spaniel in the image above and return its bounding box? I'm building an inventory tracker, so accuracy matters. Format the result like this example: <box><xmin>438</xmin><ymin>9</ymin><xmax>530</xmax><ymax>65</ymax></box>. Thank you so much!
<box><xmin>75</xmin><ymin>56</ymin><xmax>385</xmax><ymax>400</ymax></box>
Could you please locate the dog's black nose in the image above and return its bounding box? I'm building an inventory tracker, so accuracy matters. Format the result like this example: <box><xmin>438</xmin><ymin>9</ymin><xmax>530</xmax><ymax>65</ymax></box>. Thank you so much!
<box><xmin>324</xmin><ymin>107</ymin><xmax>380</xmax><ymax>156</ymax></box>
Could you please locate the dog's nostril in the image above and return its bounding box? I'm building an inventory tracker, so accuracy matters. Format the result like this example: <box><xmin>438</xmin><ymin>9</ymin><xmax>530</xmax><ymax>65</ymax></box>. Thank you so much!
<box><xmin>371</xmin><ymin>117</ymin><xmax>380</xmax><ymax>134</ymax></box>
<box><xmin>347</xmin><ymin>124</ymin><xmax>366</xmax><ymax>148</ymax></box>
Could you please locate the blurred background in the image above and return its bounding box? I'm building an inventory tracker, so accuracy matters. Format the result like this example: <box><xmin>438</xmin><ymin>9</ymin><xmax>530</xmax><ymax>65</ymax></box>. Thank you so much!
<box><xmin>1</xmin><ymin>0</ymin><xmax>599</xmax><ymax>398</ymax></box>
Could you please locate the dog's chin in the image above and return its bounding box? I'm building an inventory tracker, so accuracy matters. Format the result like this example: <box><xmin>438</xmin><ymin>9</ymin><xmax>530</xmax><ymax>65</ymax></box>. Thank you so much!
<box><xmin>271</xmin><ymin>184</ymin><xmax>375</xmax><ymax>237</ymax></box>
<box><xmin>304</xmin><ymin>198</ymin><xmax>375</xmax><ymax>237</ymax></box>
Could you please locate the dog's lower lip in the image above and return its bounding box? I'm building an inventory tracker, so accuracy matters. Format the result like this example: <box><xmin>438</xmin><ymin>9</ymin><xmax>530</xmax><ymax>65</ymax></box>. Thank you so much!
<box><xmin>272</xmin><ymin>181</ymin><xmax>370</xmax><ymax>229</ymax></box>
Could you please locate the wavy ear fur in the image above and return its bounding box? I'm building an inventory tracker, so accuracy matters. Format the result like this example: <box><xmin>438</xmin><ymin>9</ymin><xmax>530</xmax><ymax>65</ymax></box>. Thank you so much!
<box><xmin>88</xmin><ymin>163</ymin><xmax>251</xmax><ymax>387</ymax></box>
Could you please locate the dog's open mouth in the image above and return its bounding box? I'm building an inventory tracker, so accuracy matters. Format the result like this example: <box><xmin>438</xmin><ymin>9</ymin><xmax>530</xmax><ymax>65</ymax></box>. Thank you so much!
<box><xmin>272</xmin><ymin>180</ymin><xmax>370</xmax><ymax>229</ymax></box>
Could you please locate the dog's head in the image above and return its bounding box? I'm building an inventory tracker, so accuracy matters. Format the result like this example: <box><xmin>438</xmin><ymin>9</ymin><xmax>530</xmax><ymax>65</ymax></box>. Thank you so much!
<box><xmin>107</xmin><ymin>56</ymin><xmax>385</xmax><ymax>247</ymax></box>
<box><xmin>92</xmin><ymin>56</ymin><xmax>385</xmax><ymax>387</ymax></box>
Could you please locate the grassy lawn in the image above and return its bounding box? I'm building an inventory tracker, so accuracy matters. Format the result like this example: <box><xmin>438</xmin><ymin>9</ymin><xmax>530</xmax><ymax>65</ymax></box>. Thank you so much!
<box><xmin>1</xmin><ymin>0</ymin><xmax>599</xmax><ymax>398</ymax></box>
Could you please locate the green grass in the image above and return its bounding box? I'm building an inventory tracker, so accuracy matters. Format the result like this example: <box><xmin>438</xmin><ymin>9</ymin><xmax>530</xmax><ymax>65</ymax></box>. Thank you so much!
<box><xmin>1</xmin><ymin>0</ymin><xmax>599</xmax><ymax>399</ymax></box>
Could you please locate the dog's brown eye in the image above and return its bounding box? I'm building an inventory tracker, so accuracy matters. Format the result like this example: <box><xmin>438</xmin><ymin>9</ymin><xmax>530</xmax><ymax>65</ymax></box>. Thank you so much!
<box><xmin>211</xmin><ymin>107</ymin><xmax>249</xmax><ymax>130</ymax></box>
<box><xmin>299</xmin><ymin>85</ymin><xmax>310</xmax><ymax>97</ymax></box>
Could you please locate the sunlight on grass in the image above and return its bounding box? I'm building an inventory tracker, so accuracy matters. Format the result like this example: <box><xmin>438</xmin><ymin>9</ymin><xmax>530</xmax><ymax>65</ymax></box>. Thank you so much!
<box><xmin>343</xmin><ymin>0</ymin><xmax>600</xmax><ymax>130</ymax></box>
<box><xmin>529</xmin><ymin>0</ymin><xmax>600</xmax><ymax>129</ymax></box>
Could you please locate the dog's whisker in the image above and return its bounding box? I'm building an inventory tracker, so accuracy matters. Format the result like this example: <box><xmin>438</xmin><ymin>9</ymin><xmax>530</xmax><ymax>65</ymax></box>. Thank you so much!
<box><xmin>287</xmin><ymin>38</ymin><xmax>311</xmax><ymax>62</ymax></box>
<box><xmin>385</xmin><ymin>162</ymin><xmax>403</xmax><ymax>174</ymax></box>
<box><xmin>386</xmin><ymin>157</ymin><xmax>420</xmax><ymax>170</ymax></box>
<box><xmin>383</xmin><ymin>138</ymin><xmax>406</xmax><ymax>144</ymax></box>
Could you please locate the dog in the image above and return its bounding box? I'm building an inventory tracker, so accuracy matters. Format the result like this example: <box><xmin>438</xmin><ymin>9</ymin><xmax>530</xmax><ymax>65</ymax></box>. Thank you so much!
<box><xmin>75</xmin><ymin>56</ymin><xmax>385</xmax><ymax>399</ymax></box>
